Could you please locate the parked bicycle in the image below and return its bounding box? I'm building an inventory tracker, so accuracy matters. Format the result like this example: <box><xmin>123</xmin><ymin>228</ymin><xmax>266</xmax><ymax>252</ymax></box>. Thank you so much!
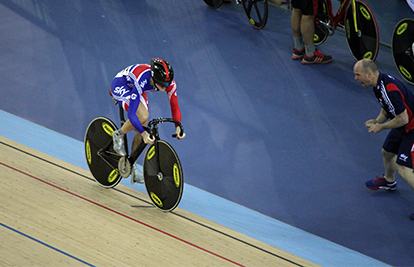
<box><xmin>204</xmin><ymin>0</ymin><xmax>269</xmax><ymax>29</ymax></box>
<box><xmin>314</xmin><ymin>0</ymin><xmax>379</xmax><ymax>61</ymax></box>
<box><xmin>392</xmin><ymin>18</ymin><xmax>414</xmax><ymax>85</ymax></box>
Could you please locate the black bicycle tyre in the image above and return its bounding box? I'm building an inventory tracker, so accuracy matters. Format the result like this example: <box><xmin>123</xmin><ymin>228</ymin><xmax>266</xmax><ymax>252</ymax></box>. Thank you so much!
<box><xmin>241</xmin><ymin>0</ymin><xmax>268</xmax><ymax>29</ymax></box>
<box><xmin>392</xmin><ymin>18</ymin><xmax>414</xmax><ymax>85</ymax></box>
<box><xmin>344</xmin><ymin>0</ymin><xmax>379</xmax><ymax>61</ymax></box>
<box><xmin>204</xmin><ymin>0</ymin><xmax>224</xmax><ymax>9</ymax></box>
<box><xmin>84</xmin><ymin>117</ymin><xmax>122</xmax><ymax>188</ymax></box>
<box><xmin>143</xmin><ymin>140</ymin><xmax>184</xmax><ymax>212</ymax></box>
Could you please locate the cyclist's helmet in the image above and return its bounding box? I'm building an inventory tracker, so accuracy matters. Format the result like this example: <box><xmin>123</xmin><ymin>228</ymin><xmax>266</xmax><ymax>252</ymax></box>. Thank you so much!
<box><xmin>151</xmin><ymin>58</ymin><xmax>174</xmax><ymax>88</ymax></box>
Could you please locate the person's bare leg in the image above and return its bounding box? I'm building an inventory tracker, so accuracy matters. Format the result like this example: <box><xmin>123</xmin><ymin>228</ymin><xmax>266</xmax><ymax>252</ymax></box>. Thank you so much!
<box><xmin>291</xmin><ymin>8</ymin><xmax>302</xmax><ymax>38</ymax></box>
<box><xmin>382</xmin><ymin>148</ymin><xmax>398</xmax><ymax>183</ymax></box>
<box><xmin>301</xmin><ymin>14</ymin><xmax>315</xmax><ymax>57</ymax></box>
<box><xmin>397</xmin><ymin>165</ymin><xmax>414</xmax><ymax>190</ymax></box>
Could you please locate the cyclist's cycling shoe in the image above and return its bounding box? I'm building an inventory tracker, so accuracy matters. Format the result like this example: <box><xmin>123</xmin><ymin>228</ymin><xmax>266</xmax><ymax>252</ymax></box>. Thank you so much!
<box><xmin>112</xmin><ymin>129</ymin><xmax>126</xmax><ymax>156</ymax></box>
<box><xmin>131</xmin><ymin>163</ymin><xmax>144</xmax><ymax>184</ymax></box>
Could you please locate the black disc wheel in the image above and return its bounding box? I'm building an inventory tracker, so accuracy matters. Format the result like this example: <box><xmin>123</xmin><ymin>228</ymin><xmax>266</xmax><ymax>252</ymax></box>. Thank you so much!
<box><xmin>345</xmin><ymin>0</ymin><xmax>379</xmax><ymax>61</ymax></box>
<box><xmin>392</xmin><ymin>19</ymin><xmax>414</xmax><ymax>85</ymax></box>
<box><xmin>241</xmin><ymin>0</ymin><xmax>268</xmax><ymax>29</ymax></box>
<box><xmin>314</xmin><ymin>20</ymin><xmax>329</xmax><ymax>46</ymax></box>
<box><xmin>84</xmin><ymin>117</ymin><xmax>122</xmax><ymax>188</ymax></box>
<box><xmin>143</xmin><ymin>140</ymin><xmax>184</xmax><ymax>212</ymax></box>
<box><xmin>204</xmin><ymin>0</ymin><xmax>224</xmax><ymax>9</ymax></box>
<box><xmin>314</xmin><ymin>0</ymin><xmax>330</xmax><ymax>46</ymax></box>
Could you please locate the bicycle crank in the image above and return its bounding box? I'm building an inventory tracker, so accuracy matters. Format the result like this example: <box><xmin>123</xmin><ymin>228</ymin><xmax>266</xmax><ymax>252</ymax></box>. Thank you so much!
<box><xmin>118</xmin><ymin>156</ymin><xmax>131</xmax><ymax>178</ymax></box>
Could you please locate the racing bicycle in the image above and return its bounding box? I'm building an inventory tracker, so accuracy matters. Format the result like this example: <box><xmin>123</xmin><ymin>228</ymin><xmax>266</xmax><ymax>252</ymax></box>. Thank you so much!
<box><xmin>314</xmin><ymin>0</ymin><xmax>379</xmax><ymax>61</ymax></box>
<box><xmin>203</xmin><ymin>0</ymin><xmax>268</xmax><ymax>29</ymax></box>
<box><xmin>84</xmin><ymin>105</ymin><xmax>185</xmax><ymax>212</ymax></box>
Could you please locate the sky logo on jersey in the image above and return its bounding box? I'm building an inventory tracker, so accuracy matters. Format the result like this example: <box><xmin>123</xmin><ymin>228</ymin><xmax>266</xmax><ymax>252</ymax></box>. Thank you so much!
<box><xmin>140</xmin><ymin>79</ymin><xmax>147</xmax><ymax>88</ymax></box>
<box><xmin>114</xmin><ymin>86</ymin><xmax>128</xmax><ymax>96</ymax></box>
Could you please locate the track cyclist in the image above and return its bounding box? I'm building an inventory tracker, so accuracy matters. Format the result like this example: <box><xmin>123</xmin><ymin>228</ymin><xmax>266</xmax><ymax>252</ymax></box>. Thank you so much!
<box><xmin>109</xmin><ymin>58</ymin><xmax>186</xmax><ymax>184</ymax></box>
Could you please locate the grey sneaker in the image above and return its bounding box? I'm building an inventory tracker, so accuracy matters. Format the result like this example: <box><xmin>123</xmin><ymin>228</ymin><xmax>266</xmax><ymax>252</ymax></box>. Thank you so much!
<box><xmin>131</xmin><ymin>164</ymin><xmax>144</xmax><ymax>184</ymax></box>
<box><xmin>112</xmin><ymin>129</ymin><xmax>126</xmax><ymax>156</ymax></box>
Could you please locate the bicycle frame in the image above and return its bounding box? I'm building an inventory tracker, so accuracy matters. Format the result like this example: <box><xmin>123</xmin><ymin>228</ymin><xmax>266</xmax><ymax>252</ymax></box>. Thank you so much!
<box><xmin>118</xmin><ymin>106</ymin><xmax>184</xmax><ymax>172</ymax></box>
<box><xmin>321</xmin><ymin>0</ymin><xmax>356</xmax><ymax>31</ymax></box>
<box><xmin>117</xmin><ymin>105</ymin><xmax>147</xmax><ymax>167</ymax></box>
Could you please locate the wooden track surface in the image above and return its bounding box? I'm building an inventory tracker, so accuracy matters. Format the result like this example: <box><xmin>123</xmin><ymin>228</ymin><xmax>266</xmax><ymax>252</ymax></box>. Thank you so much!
<box><xmin>0</xmin><ymin>136</ymin><xmax>318</xmax><ymax>267</ymax></box>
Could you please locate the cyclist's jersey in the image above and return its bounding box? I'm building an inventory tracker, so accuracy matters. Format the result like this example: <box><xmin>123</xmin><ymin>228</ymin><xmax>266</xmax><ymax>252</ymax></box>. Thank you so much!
<box><xmin>373</xmin><ymin>72</ymin><xmax>414</xmax><ymax>134</ymax></box>
<box><xmin>111</xmin><ymin>64</ymin><xmax>181</xmax><ymax>134</ymax></box>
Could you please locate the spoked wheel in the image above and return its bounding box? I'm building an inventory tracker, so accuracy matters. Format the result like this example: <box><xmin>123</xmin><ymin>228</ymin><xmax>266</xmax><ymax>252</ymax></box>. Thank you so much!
<box><xmin>241</xmin><ymin>0</ymin><xmax>268</xmax><ymax>29</ymax></box>
<box><xmin>84</xmin><ymin>117</ymin><xmax>123</xmax><ymax>188</ymax></box>
<box><xmin>204</xmin><ymin>0</ymin><xmax>224</xmax><ymax>9</ymax></box>
<box><xmin>344</xmin><ymin>0</ymin><xmax>379</xmax><ymax>61</ymax></box>
<box><xmin>143</xmin><ymin>140</ymin><xmax>184</xmax><ymax>212</ymax></box>
<box><xmin>392</xmin><ymin>19</ymin><xmax>414</xmax><ymax>85</ymax></box>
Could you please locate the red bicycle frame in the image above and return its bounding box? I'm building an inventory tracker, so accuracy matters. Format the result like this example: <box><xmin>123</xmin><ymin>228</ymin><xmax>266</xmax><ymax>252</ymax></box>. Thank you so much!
<box><xmin>321</xmin><ymin>0</ymin><xmax>353</xmax><ymax>30</ymax></box>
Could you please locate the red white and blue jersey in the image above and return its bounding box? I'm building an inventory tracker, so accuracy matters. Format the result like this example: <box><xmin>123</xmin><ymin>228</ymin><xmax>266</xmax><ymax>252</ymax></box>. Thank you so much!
<box><xmin>374</xmin><ymin>73</ymin><xmax>414</xmax><ymax>134</ymax></box>
<box><xmin>111</xmin><ymin>64</ymin><xmax>181</xmax><ymax>134</ymax></box>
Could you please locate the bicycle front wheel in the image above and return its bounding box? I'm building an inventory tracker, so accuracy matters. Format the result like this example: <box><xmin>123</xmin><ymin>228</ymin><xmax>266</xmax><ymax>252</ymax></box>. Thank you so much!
<box><xmin>204</xmin><ymin>0</ymin><xmax>224</xmax><ymax>9</ymax></box>
<box><xmin>241</xmin><ymin>0</ymin><xmax>268</xmax><ymax>29</ymax></box>
<box><xmin>392</xmin><ymin>19</ymin><xmax>414</xmax><ymax>85</ymax></box>
<box><xmin>344</xmin><ymin>0</ymin><xmax>379</xmax><ymax>61</ymax></box>
<box><xmin>143</xmin><ymin>140</ymin><xmax>184</xmax><ymax>212</ymax></box>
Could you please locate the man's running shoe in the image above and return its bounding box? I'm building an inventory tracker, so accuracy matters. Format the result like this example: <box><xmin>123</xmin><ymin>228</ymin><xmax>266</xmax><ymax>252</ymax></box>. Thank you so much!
<box><xmin>131</xmin><ymin>164</ymin><xmax>144</xmax><ymax>184</ymax></box>
<box><xmin>292</xmin><ymin>48</ymin><xmax>305</xmax><ymax>60</ymax></box>
<box><xmin>112</xmin><ymin>129</ymin><xmax>126</xmax><ymax>156</ymax></box>
<box><xmin>365</xmin><ymin>176</ymin><xmax>397</xmax><ymax>191</ymax></box>
<box><xmin>301</xmin><ymin>49</ymin><xmax>332</xmax><ymax>64</ymax></box>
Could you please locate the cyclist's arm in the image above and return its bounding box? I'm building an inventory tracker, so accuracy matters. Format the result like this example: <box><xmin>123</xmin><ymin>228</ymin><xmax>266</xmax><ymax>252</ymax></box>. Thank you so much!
<box><xmin>166</xmin><ymin>81</ymin><xmax>182</xmax><ymax>123</ymax></box>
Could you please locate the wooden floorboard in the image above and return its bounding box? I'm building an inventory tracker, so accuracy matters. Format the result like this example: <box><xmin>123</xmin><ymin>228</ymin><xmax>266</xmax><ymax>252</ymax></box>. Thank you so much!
<box><xmin>0</xmin><ymin>136</ymin><xmax>319</xmax><ymax>267</ymax></box>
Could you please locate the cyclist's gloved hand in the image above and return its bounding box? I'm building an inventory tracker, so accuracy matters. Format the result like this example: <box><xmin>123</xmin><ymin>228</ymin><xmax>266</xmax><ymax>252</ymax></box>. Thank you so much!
<box><xmin>175</xmin><ymin>126</ymin><xmax>186</xmax><ymax>140</ymax></box>
<box><xmin>142</xmin><ymin>131</ymin><xmax>155</xmax><ymax>144</ymax></box>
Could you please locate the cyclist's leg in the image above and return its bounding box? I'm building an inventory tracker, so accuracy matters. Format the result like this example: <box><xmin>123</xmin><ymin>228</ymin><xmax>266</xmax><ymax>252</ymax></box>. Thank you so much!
<box><xmin>116</xmin><ymin>94</ymin><xmax>149</xmax><ymax>151</ymax></box>
<box><xmin>121</xmin><ymin>94</ymin><xmax>148</xmax><ymax>184</ymax></box>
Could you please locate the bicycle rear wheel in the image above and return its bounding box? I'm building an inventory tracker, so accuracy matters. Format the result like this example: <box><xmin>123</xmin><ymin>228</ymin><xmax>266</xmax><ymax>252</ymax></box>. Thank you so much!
<box><xmin>314</xmin><ymin>20</ymin><xmax>330</xmax><ymax>46</ymax></box>
<box><xmin>314</xmin><ymin>0</ymin><xmax>330</xmax><ymax>46</ymax></box>
<box><xmin>143</xmin><ymin>140</ymin><xmax>184</xmax><ymax>212</ymax></box>
<box><xmin>241</xmin><ymin>0</ymin><xmax>268</xmax><ymax>29</ymax></box>
<box><xmin>392</xmin><ymin>19</ymin><xmax>414</xmax><ymax>85</ymax></box>
<box><xmin>84</xmin><ymin>117</ymin><xmax>122</xmax><ymax>188</ymax></box>
<box><xmin>204</xmin><ymin>0</ymin><xmax>224</xmax><ymax>9</ymax></box>
<box><xmin>345</xmin><ymin>0</ymin><xmax>379</xmax><ymax>61</ymax></box>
